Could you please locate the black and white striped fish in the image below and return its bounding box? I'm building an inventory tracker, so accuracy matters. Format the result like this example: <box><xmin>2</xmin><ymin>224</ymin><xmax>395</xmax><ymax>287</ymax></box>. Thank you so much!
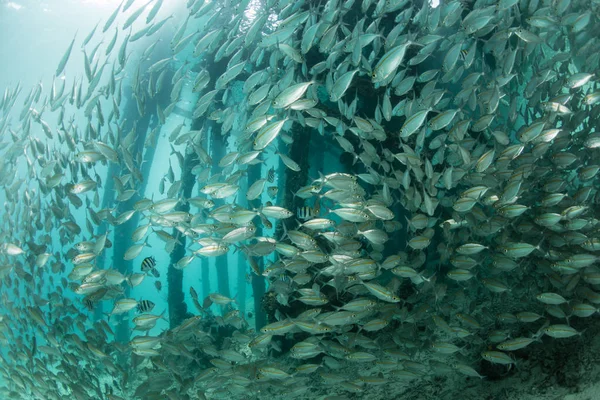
<box><xmin>267</xmin><ymin>167</ymin><xmax>275</xmax><ymax>183</ymax></box>
<box><xmin>141</xmin><ymin>256</ymin><xmax>160</xmax><ymax>278</ymax></box>
<box><xmin>137</xmin><ymin>300</ymin><xmax>155</xmax><ymax>313</ymax></box>
<box><xmin>141</xmin><ymin>256</ymin><xmax>156</xmax><ymax>271</ymax></box>
<box><xmin>83</xmin><ymin>298</ymin><xmax>95</xmax><ymax>311</ymax></box>
<box><xmin>297</xmin><ymin>197</ymin><xmax>321</xmax><ymax>221</ymax></box>
<box><xmin>297</xmin><ymin>206</ymin><xmax>315</xmax><ymax>221</ymax></box>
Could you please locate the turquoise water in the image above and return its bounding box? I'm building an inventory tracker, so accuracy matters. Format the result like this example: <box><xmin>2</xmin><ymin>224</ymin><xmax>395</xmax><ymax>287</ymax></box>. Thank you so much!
<box><xmin>1</xmin><ymin>0</ymin><xmax>600</xmax><ymax>399</ymax></box>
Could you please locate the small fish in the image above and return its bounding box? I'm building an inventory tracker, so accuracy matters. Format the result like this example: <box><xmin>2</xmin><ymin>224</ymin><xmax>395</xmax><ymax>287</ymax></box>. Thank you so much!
<box><xmin>372</xmin><ymin>41</ymin><xmax>414</xmax><ymax>84</ymax></box>
<box><xmin>154</xmin><ymin>281</ymin><xmax>162</xmax><ymax>292</ymax></box>
<box><xmin>103</xmin><ymin>1</ymin><xmax>121</xmax><ymax>32</ymax></box>
<box><xmin>543</xmin><ymin>325</ymin><xmax>581</xmax><ymax>338</ymax></box>
<box><xmin>208</xmin><ymin>293</ymin><xmax>236</xmax><ymax>305</ymax></box>
<box><xmin>137</xmin><ymin>300</ymin><xmax>156</xmax><ymax>313</ymax></box>
<box><xmin>267</xmin><ymin>167</ymin><xmax>275</xmax><ymax>183</ymax></box>
<box><xmin>254</xmin><ymin>119</ymin><xmax>288</xmax><ymax>150</ymax></box>
<box><xmin>297</xmin><ymin>206</ymin><xmax>315</xmax><ymax>221</ymax></box>
<box><xmin>497</xmin><ymin>337</ymin><xmax>537</xmax><ymax>351</ymax></box>
<box><xmin>330</xmin><ymin>70</ymin><xmax>358</xmax><ymax>102</ymax></box>
<box><xmin>272</xmin><ymin>81</ymin><xmax>314</xmax><ymax>108</ymax></box>
<box><xmin>198</xmin><ymin>294</ymin><xmax>213</xmax><ymax>310</ymax></box>
<box><xmin>141</xmin><ymin>256</ymin><xmax>160</xmax><ymax>278</ymax></box>
<box><xmin>83</xmin><ymin>298</ymin><xmax>95</xmax><ymax>311</ymax></box>
<box><xmin>267</xmin><ymin>186</ymin><xmax>278</xmax><ymax>199</ymax></box>
<box><xmin>56</xmin><ymin>32</ymin><xmax>77</xmax><ymax>76</ymax></box>
<box><xmin>110</xmin><ymin>298</ymin><xmax>139</xmax><ymax>315</ymax></box>
<box><xmin>481</xmin><ymin>350</ymin><xmax>515</xmax><ymax>365</ymax></box>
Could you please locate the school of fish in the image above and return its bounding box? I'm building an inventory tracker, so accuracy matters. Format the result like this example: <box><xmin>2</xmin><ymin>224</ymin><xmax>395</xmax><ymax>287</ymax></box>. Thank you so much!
<box><xmin>1</xmin><ymin>0</ymin><xmax>600</xmax><ymax>398</ymax></box>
